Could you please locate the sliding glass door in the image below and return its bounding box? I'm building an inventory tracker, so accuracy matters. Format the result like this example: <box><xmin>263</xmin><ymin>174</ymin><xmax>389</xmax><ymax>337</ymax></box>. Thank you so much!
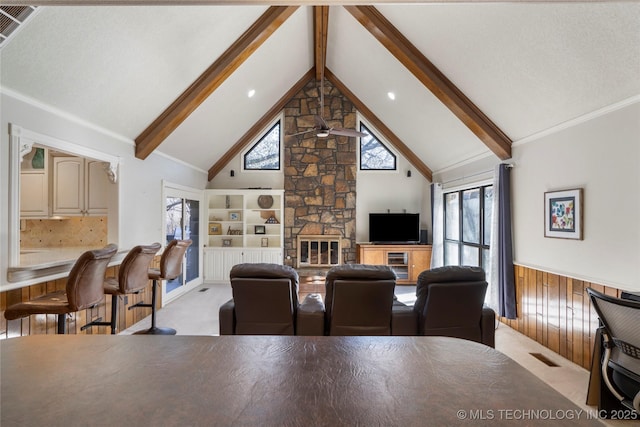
<box><xmin>163</xmin><ymin>184</ymin><xmax>202</xmax><ymax>302</ymax></box>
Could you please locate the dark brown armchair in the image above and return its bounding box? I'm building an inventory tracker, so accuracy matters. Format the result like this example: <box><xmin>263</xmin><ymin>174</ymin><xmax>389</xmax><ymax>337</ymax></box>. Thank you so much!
<box><xmin>413</xmin><ymin>265</ymin><xmax>496</xmax><ymax>347</ymax></box>
<box><xmin>219</xmin><ymin>263</ymin><xmax>324</xmax><ymax>335</ymax></box>
<box><xmin>4</xmin><ymin>244</ymin><xmax>118</xmax><ymax>334</ymax></box>
<box><xmin>324</xmin><ymin>264</ymin><xmax>397</xmax><ymax>336</ymax></box>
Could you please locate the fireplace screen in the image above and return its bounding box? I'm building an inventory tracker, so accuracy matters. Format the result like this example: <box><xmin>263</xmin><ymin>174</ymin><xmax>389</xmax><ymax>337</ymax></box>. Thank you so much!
<box><xmin>297</xmin><ymin>235</ymin><xmax>341</xmax><ymax>268</ymax></box>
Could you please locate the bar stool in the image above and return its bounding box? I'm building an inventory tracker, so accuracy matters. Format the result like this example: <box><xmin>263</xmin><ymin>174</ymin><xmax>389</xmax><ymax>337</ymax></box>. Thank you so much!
<box><xmin>82</xmin><ymin>243</ymin><xmax>160</xmax><ymax>334</ymax></box>
<box><xmin>4</xmin><ymin>244</ymin><xmax>118</xmax><ymax>334</ymax></box>
<box><xmin>132</xmin><ymin>239</ymin><xmax>192</xmax><ymax>335</ymax></box>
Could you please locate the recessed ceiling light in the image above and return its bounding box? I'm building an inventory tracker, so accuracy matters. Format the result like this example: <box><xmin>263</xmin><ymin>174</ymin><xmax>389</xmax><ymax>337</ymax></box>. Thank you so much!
<box><xmin>248</xmin><ymin>89</ymin><xmax>256</xmax><ymax>98</ymax></box>
<box><xmin>387</xmin><ymin>92</ymin><xmax>396</xmax><ymax>101</ymax></box>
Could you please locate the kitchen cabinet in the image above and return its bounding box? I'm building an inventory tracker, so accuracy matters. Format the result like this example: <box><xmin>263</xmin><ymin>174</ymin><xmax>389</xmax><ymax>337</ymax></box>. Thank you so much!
<box><xmin>20</xmin><ymin>148</ymin><xmax>49</xmax><ymax>218</ymax></box>
<box><xmin>357</xmin><ymin>244</ymin><xmax>432</xmax><ymax>285</ymax></box>
<box><xmin>20</xmin><ymin>173</ymin><xmax>49</xmax><ymax>218</ymax></box>
<box><xmin>52</xmin><ymin>157</ymin><xmax>111</xmax><ymax>216</ymax></box>
<box><xmin>84</xmin><ymin>160</ymin><xmax>110</xmax><ymax>215</ymax></box>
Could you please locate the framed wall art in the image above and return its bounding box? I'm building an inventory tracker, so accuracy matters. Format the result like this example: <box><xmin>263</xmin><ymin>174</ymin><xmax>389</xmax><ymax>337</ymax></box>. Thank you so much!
<box><xmin>544</xmin><ymin>188</ymin><xmax>583</xmax><ymax>240</ymax></box>
<box><xmin>208</xmin><ymin>222</ymin><xmax>222</xmax><ymax>235</ymax></box>
<box><xmin>254</xmin><ymin>225</ymin><xmax>266</xmax><ymax>235</ymax></box>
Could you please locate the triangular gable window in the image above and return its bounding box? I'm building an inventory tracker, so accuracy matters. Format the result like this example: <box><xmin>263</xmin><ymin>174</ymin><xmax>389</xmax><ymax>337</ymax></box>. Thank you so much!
<box><xmin>359</xmin><ymin>123</ymin><xmax>396</xmax><ymax>170</ymax></box>
<box><xmin>244</xmin><ymin>121</ymin><xmax>280</xmax><ymax>170</ymax></box>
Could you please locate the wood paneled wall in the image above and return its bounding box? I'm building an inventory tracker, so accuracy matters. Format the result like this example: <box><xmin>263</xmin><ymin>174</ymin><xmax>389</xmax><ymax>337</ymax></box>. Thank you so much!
<box><xmin>501</xmin><ymin>265</ymin><xmax>622</xmax><ymax>370</ymax></box>
<box><xmin>0</xmin><ymin>257</ymin><xmax>160</xmax><ymax>339</ymax></box>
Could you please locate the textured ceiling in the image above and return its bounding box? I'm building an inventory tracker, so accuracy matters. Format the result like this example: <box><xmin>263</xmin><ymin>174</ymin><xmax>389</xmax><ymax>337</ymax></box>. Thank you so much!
<box><xmin>1</xmin><ymin>3</ymin><xmax>639</xmax><ymax>175</ymax></box>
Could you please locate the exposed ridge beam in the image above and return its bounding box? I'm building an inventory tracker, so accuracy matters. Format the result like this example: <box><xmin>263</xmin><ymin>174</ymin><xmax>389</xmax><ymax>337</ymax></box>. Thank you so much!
<box><xmin>208</xmin><ymin>68</ymin><xmax>315</xmax><ymax>182</ymax></box>
<box><xmin>314</xmin><ymin>6</ymin><xmax>329</xmax><ymax>81</ymax></box>
<box><xmin>345</xmin><ymin>5</ymin><xmax>512</xmax><ymax>160</ymax></box>
<box><xmin>326</xmin><ymin>68</ymin><xmax>433</xmax><ymax>182</ymax></box>
<box><xmin>135</xmin><ymin>6</ymin><xmax>298</xmax><ymax>160</ymax></box>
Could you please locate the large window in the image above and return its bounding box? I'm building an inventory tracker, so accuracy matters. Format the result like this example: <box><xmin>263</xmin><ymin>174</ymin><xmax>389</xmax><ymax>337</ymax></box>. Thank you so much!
<box><xmin>359</xmin><ymin>123</ymin><xmax>396</xmax><ymax>170</ymax></box>
<box><xmin>243</xmin><ymin>121</ymin><xmax>281</xmax><ymax>170</ymax></box>
<box><xmin>444</xmin><ymin>184</ymin><xmax>493</xmax><ymax>271</ymax></box>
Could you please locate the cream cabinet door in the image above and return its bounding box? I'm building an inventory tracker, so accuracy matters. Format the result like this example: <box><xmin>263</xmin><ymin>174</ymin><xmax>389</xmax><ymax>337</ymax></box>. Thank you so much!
<box><xmin>203</xmin><ymin>248</ymin><xmax>224</xmax><ymax>282</ymax></box>
<box><xmin>85</xmin><ymin>160</ymin><xmax>110</xmax><ymax>215</ymax></box>
<box><xmin>52</xmin><ymin>157</ymin><xmax>84</xmax><ymax>215</ymax></box>
<box><xmin>203</xmin><ymin>248</ymin><xmax>243</xmax><ymax>282</ymax></box>
<box><xmin>259</xmin><ymin>249</ymin><xmax>283</xmax><ymax>264</ymax></box>
<box><xmin>20</xmin><ymin>172</ymin><xmax>49</xmax><ymax>217</ymax></box>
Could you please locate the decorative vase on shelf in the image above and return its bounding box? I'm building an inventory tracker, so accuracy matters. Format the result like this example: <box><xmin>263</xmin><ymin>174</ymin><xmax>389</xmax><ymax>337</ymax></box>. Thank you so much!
<box><xmin>31</xmin><ymin>148</ymin><xmax>45</xmax><ymax>169</ymax></box>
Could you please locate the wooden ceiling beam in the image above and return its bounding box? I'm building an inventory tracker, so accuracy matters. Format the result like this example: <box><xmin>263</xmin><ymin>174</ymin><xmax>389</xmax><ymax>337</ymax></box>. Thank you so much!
<box><xmin>207</xmin><ymin>68</ymin><xmax>315</xmax><ymax>181</ymax></box>
<box><xmin>326</xmin><ymin>68</ymin><xmax>433</xmax><ymax>182</ymax></box>
<box><xmin>345</xmin><ymin>5</ymin><xmax>512</xmax><ymax>160</ymax></box>
<box><xmin>135</xmin><ymin>6</ymin><xmax>298</xmax><ymax>160</ymax></box>
<box><xmin>314</xmin><ymin>6</ymin><xmax>329</xmax><ymax>81</ymax></box>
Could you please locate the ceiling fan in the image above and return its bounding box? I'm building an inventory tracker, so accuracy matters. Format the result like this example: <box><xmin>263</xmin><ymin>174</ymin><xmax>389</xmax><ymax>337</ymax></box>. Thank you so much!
<box><xmin>288</xmin><ymin>113</ymin><xmax>367</xmax><ymax>138</ymax></box>
<box><xmin>287</xmin><ymin>70</ymin><xmax>367</xmax><ymax>139</ymax></box>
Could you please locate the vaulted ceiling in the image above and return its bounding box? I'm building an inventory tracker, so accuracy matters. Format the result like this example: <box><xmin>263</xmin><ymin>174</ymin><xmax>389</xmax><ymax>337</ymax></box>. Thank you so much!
<box><xmin>2</xmin><ymin>3</ymin><xmax>639</xmax><ymax>182</ymax></box>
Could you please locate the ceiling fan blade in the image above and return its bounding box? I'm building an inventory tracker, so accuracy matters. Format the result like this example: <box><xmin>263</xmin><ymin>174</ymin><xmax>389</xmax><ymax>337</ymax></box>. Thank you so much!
<box><xmin>328</xmin><ymin>128</ymin><xmax>368</xmax><ymax>138</ymax></box>
<box><xmin>286</xmin><ymin>128</ymin><xmax>317</xmax><ymax>137</ymax></box>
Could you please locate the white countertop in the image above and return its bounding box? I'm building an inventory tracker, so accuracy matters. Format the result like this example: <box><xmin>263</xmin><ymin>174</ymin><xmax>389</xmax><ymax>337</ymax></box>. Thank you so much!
<box><xmin>18</xmin><ymin>246</ymin><xmax>103</xmax><ymax>268</ymax></box>
<box><xmin>6</xmin><ymin>246</ymin><xmax>128</xmax><ymax>288</ymax></box>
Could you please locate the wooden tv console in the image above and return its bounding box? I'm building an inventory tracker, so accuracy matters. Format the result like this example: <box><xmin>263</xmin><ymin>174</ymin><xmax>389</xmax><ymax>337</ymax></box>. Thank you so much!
<box><xmin>356</xmin><ymin>244</ymin><xmax>432</xmax><ymax>285</ymax></box>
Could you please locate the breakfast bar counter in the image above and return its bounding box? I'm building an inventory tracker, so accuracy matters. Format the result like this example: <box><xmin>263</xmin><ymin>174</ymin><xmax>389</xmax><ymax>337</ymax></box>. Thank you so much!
<box><xmin>5</xmin><ymin>246</ymin><xmax>127</xmax><ymax>287</ymax></box>
<box><xmin>1</xmin><ymin>335</ymin><xmax>604</xmax><ymax>426</ymax></box>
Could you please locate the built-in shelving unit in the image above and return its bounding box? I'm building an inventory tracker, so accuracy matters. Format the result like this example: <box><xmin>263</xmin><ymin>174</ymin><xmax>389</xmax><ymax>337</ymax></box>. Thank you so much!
<box><xmin>203</xmin><ymin>189</ymin><xmax>284</xmax><ymax>282</ymax></box>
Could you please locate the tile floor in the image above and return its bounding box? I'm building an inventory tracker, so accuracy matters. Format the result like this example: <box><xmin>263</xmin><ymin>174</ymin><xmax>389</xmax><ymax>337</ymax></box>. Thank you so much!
<box><xmin>122</xmin><ymin>283</ymin><xmax>635</xmax><ymax>426</ymax></box>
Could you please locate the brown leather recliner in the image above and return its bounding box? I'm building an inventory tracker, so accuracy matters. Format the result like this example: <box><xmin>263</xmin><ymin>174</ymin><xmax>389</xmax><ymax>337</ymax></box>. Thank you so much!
<box><xmin>324</xmin><ymin>264</ymin><xmax>397</xmax><ymax>336</ymax></box>
<box><xmin>413</xmin><ymin>265</ymin><xmax>496</xmax><ymax>347</ymax></box>
<box><xmin>219</xmin><ymin>263</ymin><xmax>324</xmax><ymax>335</ymax></box>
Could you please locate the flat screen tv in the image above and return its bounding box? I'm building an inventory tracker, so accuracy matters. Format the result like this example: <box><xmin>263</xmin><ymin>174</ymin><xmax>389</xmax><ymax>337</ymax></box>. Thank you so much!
<box><xmin>369</xmin><ymin>213</ymin><xmax>420</xmax><ymax>244</ymax></box>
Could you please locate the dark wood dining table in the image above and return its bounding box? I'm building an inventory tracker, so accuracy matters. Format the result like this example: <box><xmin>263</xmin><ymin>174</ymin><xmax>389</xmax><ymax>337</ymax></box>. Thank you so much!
<box><xmin>1</xmin><ymin>335</ymin><xmax>604</xmax><ymax>426</ymax></box>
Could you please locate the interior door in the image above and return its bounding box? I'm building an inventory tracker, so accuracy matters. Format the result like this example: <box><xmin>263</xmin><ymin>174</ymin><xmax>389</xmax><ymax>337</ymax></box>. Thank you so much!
<box><xmin>163</xmin><ymin>185</ymin><xmax>202</xmax><ymax>302</ymax></box>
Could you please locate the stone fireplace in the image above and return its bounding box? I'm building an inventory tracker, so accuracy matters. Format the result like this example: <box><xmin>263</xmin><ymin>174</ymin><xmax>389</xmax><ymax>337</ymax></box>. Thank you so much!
<box><xmin>283</xmin><ymin>78</ymin><xmax>357</xmax><ymax>268</ymax></box>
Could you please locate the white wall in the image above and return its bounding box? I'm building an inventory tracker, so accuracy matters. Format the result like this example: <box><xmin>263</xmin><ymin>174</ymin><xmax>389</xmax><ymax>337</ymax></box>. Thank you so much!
<box><xmin>356</xmin><ymin>157</ymin><xmax>431</xmax><ymax>243</ymax></box>
<box><xmin>208</xmin><ymin>140</ymin><xmax>432</xmax><ymax>244</ymax></box>
<box><xmin>511</xmin><ymin>101</ymin><xmax>640</xmax><ymax>291</ymax></box>
<box><xmin>438</xmin><ymin>101</ymin><xmax>640</xmax><ymax>292</ymax></box>
<box><xmin>1</xmin><ymin>92</ymin><xmax>208</xmax><ymax>286</ymax></box>
<box><xmin>209</xmin><ymin>161</ymin><xmax>284</xmax><ymax>190</ymax></box>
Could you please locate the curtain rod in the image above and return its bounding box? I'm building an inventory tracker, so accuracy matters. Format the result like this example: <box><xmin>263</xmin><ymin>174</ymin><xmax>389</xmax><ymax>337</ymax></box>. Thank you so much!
<box><xmin>439</xmin><ymin>163</ymin><xmax>514</xmax><ymax>186</ymax></box>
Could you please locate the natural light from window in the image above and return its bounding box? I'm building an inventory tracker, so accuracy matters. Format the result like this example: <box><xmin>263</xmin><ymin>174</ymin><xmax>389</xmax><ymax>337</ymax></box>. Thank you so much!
<box><xmin>359</xmin><ymin>123</ymin><xmax>396</xmax><ymax>170</ymax></box>
<box><xmin>244</xmin><ymin>121</ymin><xmax>280</xmax><ymax>170</ymax></box>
